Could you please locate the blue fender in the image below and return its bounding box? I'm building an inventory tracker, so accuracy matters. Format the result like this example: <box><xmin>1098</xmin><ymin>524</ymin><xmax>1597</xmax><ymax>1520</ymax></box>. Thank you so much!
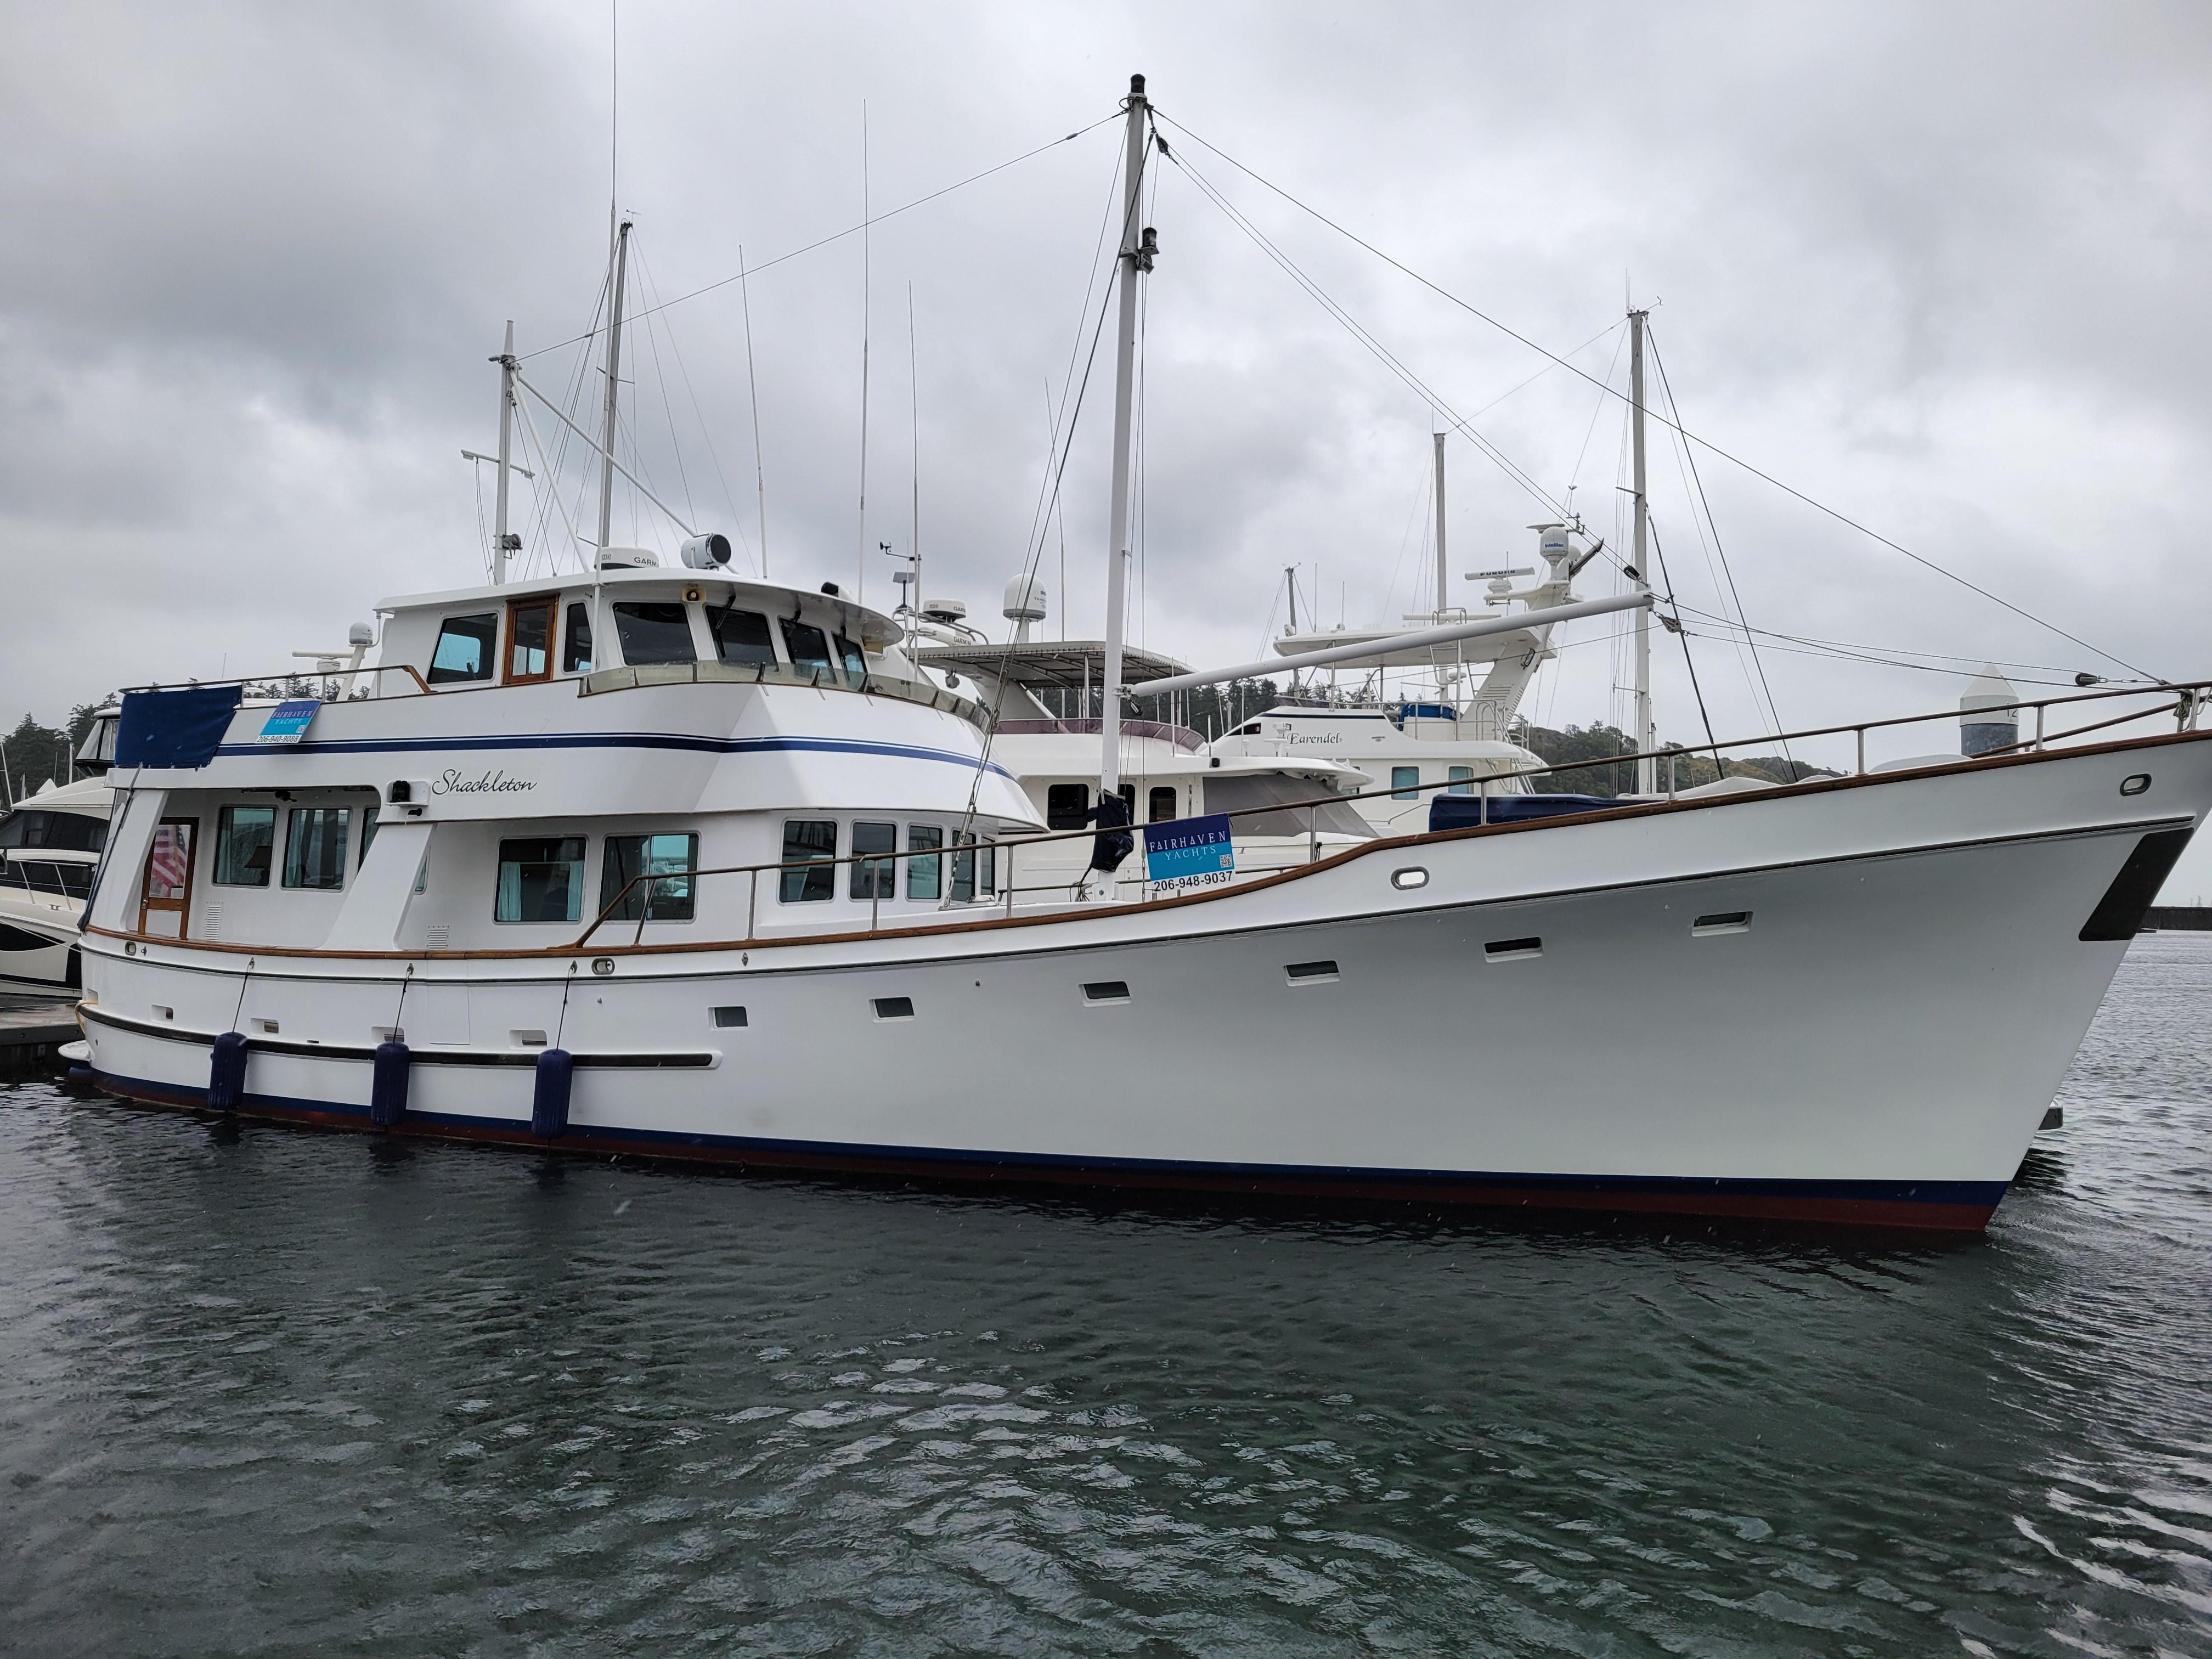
<box><xmin>531</xmin><ymin>1048</ymin><xmax>573</xmax><ymax>1141</ymax></box>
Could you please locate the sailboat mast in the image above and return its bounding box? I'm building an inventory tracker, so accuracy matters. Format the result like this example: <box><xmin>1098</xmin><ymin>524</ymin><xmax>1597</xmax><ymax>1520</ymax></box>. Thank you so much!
<box><xmin>492</xmin><ymin>319</ymin><xmax>517</xmax><ymax>584</ymax></box>
<box><xmin>596</xmin><ymin>219</ymin><xmax>634</xmax><ymax>550</ymax></box>
<box><xmin>1629</xmin><ymin>307</ymin><xmax>1655</xmax><ymax>792</ymax></box>
<box><xmin>1432</xmin><ymin>428</ymin><xmax>1448</xmax><ymax>617</ymax></box>
<box><xmin>1099</xmin><ymin>73</ymin><xmax>1152</xmax><ymax>803</ymax></box>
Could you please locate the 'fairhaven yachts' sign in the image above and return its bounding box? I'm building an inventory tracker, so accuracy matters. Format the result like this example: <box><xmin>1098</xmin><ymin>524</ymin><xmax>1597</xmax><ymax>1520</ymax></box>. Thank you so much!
<box><xmin>430</xmin><ymin>767</ymin><xmax>537</xmax><ymax>797</ymax></box>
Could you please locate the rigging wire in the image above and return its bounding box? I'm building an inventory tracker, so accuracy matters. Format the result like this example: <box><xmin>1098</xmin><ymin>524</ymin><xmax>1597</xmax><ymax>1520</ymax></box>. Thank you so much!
<box><xmin>1160</xmin><ymin>139</ymin><xmax>1565</xmax><ymax>519</ymax></box>
<box><xmin>1148</xmin><ymin>107</ymin><xmax>2153</xmax><ymax>681</ymax></box>
<box><xmin>737</xmin><ymin>244</ymin><xmax>768</xmax><ymax>578</ymax></box>
<box><xmin>1647</xmin><ymin>324</ymin><xmax>1786</xmax><ymax>743</ymax></box>
<box><xmin>521</xmin><ymin>112</ymin><xmax>1124</xmax><ymax>361</ymax></box>
<box><xmin>634</xmin><ymin>238</ymin><xmax>752</xmax><ymax>570</ymax></box>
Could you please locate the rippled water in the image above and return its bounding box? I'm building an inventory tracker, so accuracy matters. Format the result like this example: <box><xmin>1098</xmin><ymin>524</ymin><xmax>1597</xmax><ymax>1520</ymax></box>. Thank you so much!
<box><xmin>3</xmin><ymin>939</ymin><xmax>2209</xmax><ymax>1657</ymax></box>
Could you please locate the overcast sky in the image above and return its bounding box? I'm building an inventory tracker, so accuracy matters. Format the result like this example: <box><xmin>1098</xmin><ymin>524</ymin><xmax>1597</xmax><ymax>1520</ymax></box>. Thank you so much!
<box><xmin>6</xmin><ymin>2</ymin><xmax>2211</xmax><ymax>892</ymax></box>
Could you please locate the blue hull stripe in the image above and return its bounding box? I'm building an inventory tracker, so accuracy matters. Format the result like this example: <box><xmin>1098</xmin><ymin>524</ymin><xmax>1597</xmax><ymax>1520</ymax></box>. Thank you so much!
<box><xmin>213</xmin><ymin>731</ymin><xmax>1017</xmax><ymax>781</ymax></box>
<box><xmin>88</xmin><ymin>1066</ymin><xmax>2008</xmax><ymax>1226</ymax></box>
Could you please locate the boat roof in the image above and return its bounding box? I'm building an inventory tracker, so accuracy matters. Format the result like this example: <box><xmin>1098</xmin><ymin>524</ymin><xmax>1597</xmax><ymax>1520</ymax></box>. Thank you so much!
<box><xmin>912</xmin><ymin>639</ymin><xmax>1189</xmax><ymax>691</ymax></box>
<box><xmin>372</xmin><ymin>566</ymin><xmax>905</xmax><ymax>651</ymax></box>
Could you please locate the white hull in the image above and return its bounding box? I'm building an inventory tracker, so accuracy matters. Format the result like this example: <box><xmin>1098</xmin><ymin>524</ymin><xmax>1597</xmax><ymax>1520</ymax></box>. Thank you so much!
<box><xmin>77</xmin><ymin>732</ymin><xmax>2207</xmax><ymax>1231</ymax></box>
<box><xmin>0</xmin><ymin>891</ymin><xmax>82</xmax><ymax>997</ymax></box>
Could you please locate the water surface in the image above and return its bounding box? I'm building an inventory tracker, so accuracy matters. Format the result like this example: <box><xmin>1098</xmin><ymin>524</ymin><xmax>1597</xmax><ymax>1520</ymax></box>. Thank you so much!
<box><xmin>3</xmin><ymin>937</ymin><xmax>2209</xmax><ymax>1656</ymax></box>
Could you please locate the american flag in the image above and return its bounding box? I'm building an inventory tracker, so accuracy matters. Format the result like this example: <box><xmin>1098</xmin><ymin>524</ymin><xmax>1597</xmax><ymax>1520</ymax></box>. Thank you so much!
<box><xmin>149</xmin><ymin>827</ymin><xmax>187</xmax><ymax>898</ymax></box>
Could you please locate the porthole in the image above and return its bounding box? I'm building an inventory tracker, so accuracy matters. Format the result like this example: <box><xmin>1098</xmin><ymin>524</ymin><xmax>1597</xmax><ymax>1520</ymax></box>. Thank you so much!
<box><xmin>1285</xmin><ymin>960</ymin><xmax>1339</xmax><ymax>984</ymax></box>
<box><xmin>711</xmin><ymin>1006</ymin><xmax>748</xmax><ymax>1028</ymax></box>
<box><xmin>1391</xmin><ymin>867</ymin><xmax>1429</xmax><ymax>890</ymax></box>
<box><xmin>2120</xmin><ymin>774</ymin><xmax>2151</xmax><ymax>797</ymax></box>
<box><xmin>1082</xmin><ymin>980</ymin><xmax>1131</xmax><ymax>1005</ymax></box>
<box><xmin>1483</xmin><ymin>937</ymin><xmax>1542</xmax><ymax>962</ymax></box>
<box><xmin>591</xmin><ymin>957</ymin><xmax>616</xmax><ymax>977</ymax></box>
<box><xmin>872</xmin><ymin>996</ymin><xmax>915</xmax><ymax>1021</ymax></box>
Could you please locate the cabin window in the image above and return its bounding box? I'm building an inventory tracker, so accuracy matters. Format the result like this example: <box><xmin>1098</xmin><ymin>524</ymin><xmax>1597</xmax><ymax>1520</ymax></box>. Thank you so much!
<box><xmin>1148</xmin><ymin>786</ymin><xmax>1178</xmax><ymax>823</ymax></box>
<box><xmin>1116</xmin><ymin>783</ymin><xmax>1137</xmax><ymax>820</ymax></box>
<box><xmin>213</xmin><ymin>805</ymin><xmax>276</xmax><ymax>887</ymax></box>
<box><xmin>495</xmin><ymin>836</ymin><xmax>586</xmax><ymax>924</ymax></box>
<box><xmin>1234</xmin><ymin>721</ymin><xmax>1261</xmax><ymax>736</ymax></box>
<box><xmin>708</xmin><ymin>603</ymin><xmax>777</xmax><ymax>668</ymax></box>
<box><xmin>505</xmin><ymin>597</ymin><xmax>554</xmax><ymax>683</ymax></box>
<box><xmin>0</xmin><ymin>810</ymin><xmax>105</xmax><ymax>853</ymax></box>
<box><xmin>601</xmin><ymin>833</ymin><xmax>698</xmax><ymax>922</ymax></box>
<box><xmin>850</xmin><ymin>821</ymin><xmax>896</xmax><ymax>899</ymax></box>
<box><xmin>834</xmin><ymin>633</ymin><xmax>867</xmax><ymax>685</ymax></box>
<box><xmin>780</xmin><ymin>618</ymin><xmax>833</xmax><ymax>675</ymax></box>
<box><xmin>427</xmin><ymin>613</ymin><xmax>498</xmax><ymax>684</ymax></box>
<box><xmin>951</xmin><ymin>833</ymin><xmax>995</xmax><ymax>902</ymax></box>
<box><xmin>562</xmin><ymin>603</ymin><xmax>595</xmax><ymax>673</ymax></box>
<box><xmin>906</xmin><ymin>825</ymin><xmax>943</xmax><ymax>900</ymax></box>
<box><xmin>1392</xmin><ymin>765</ymin><xmax>1420</xmax><ymax>800</ymax></box>
<box><xmin>282</xmin><ymin>807</ymin><xmax>349</xmax><ymax>890</ymax></box>
<box><xmin>1447</xmin><ymin>765</ymin><xmax>1474</xmax><ymax>794</ymax></box>
<box><xmin>139</xmin><ymin>817</ymin><xmax>196</xmax><ymax>930</ymax></box>
<box><xmin>779</xmin><ymin>820</ymin><xmax>836</xmax><ymax>903</ymax></box>
<box><xmin>612</xmin><ymin>602</ymin><xmax>697</xmax><ymax>665</ymax></box>
<box><xmin>1045</xmin><ymin>783</ymin><xmax>1090</xmax><ymax>830</ymax></box>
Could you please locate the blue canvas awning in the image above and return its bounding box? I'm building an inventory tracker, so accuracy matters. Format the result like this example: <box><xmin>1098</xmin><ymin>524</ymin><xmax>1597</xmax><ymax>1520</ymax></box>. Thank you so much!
<box><xmin>114</xmin><ymin>686</ymin><xmax>245</xmax><ymax>769</ymax></box>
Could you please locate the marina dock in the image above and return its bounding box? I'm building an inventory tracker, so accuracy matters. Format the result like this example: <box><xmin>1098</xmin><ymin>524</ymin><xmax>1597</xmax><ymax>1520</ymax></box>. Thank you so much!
<box><xmin>0</xmin><ymin>999</ymin><xmax>81</xmax><ymax>1069</ymax></box>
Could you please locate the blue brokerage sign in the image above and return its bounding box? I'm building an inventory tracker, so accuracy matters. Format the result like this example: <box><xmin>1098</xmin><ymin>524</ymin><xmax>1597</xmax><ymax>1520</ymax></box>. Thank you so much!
<box><xmin>1143</xmin><ymin>812</ymin><xmax>1235</xmax><ymax>887</ymax></box>
<box><xmin>256</xmin><ymin>698</ymin><xmax>321</xmax><ymax>746</ymax></box>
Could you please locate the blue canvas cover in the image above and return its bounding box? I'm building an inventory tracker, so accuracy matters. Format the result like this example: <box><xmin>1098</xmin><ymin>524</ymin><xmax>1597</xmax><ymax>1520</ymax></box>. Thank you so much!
<box><xmin>1429</xmin><ymin>792</ymin><xmax>1625</xmax><ymax>832</ymax></box>
<box><xmin>114</xmin><ymin>686</ymin><xmax>244</xmax><ymax>769</ymax></box>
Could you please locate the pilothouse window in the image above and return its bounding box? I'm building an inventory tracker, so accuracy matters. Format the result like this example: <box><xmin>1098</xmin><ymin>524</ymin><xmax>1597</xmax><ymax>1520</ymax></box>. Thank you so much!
<box><xmin>850</xmin><ymin>822</ymin><xmax>896</xmax><ymax>899</ymax></box>
<box><xmin>613</xmin><ymin>602</ymin><xmax>697</xmax><ymax>665</ymax></box>
<box><xmin>834</xmin><ymin>633</ymin><xmax>867</xmax><ymax>685</ymax></box>
<box><xmin>708</xmin><ymin>604</ymin><xmax>777</xmax><ymax>668</ymax></box>
<box><xmin>562</xmin><ymin>603</ymin><xmax>594</xmax><ymax>673</ymax></box>
<box><xmin>780</xmin><ymin>618</ymin><xmax>833</xmax><ymax>675</ymax></box>
<box><xmin>427</xmin><ymin>614</ymin><xmax>498</xmax><ymax>684</ymax></box>
<box><xmin>906</xmin><ymin>825</ymin><xmax>942</xmax><ymax>900</ymax></box>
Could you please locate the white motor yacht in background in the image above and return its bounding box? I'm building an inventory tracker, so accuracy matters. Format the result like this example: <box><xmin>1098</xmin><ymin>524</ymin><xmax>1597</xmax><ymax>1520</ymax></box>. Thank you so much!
<box><xmin>0</xmin><ymin>774</ymin><xmax>114</xmax><ymax>996</ymax></box>
<box><xmin>904</xmin><ymin>582</ymin><xmax>1376</xmax><ymax>893</ymax></box>
<box><xmin>66</xmin><ymin>75</ymin><xmax>2212</xmax><ymax>1234</ymax></box>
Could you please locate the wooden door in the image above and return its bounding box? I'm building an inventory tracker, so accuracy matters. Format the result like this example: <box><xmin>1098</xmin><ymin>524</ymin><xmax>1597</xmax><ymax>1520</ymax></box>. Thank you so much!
<box><xmin>504</xmin><ymin>597</ymin><xmax>555</xmax><ymax>685</ymax></box>
<box><xmin>139</xmin><ymin>817</ymin><xmax>198</xmax><ymax>939</ymax></box>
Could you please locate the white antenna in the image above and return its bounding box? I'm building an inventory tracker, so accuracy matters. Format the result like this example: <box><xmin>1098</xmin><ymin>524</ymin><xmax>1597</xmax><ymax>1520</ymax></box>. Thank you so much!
<box><xmin>856</xmin><ymin>100</ymin><xmax>871</xmax><ymax>606</ymax></box>
<box><xmin>1099</xmin><ymin>72</ymin><xmax>1154</xmax><ymax>806</ymax></box>
<box><xmin>740</xmin><ymin>243</ymin><xmax>767</xmax><ymax>579</ymax></box>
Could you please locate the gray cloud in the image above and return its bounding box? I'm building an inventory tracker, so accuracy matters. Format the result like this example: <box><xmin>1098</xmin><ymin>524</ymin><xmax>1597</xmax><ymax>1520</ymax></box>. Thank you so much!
<box><xmin>5</xmin><ymin>0</ymin><xmax>2210</xmax><ymax>889</ymax></box>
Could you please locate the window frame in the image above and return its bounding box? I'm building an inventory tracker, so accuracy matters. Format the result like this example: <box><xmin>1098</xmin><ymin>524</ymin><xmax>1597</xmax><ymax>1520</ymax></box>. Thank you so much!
<box><xmin>906</xmin><ymin>825</ymin><xmax>943</xmax><ymax>901</ymax></box>
<box><xmin>503</xmin><ymin>596</ymin><xmax>555</xmax><ymax>685</ymax></box>
<box><xmin>778</xmin><ymin>819</ymin><xmax>837</xmax><ymax>904</ymax></box>
<box><xmin>138</xmin><ymin>816</ymin><xmax>198</xmax><ymax>934</ymax></box>
<box><xmin>281</xmin><ymin>805</ymin><xmax>350</xmax><ymax>891</ymax></box>
<box><xmin>1391</xmin><ymin>765</ymin><xmax>1420</xmax><ymax>800</ymax></box>
<box><xmin>1447</xmin><ymin>765</ymin><xmax>1475</xmax><ymax>794</ymax></box>
<box><xmin>599</xmin><ymin>832</ymin><xmax>699</xmax><ymax>923</ymax></box>
<box><xmin>849</xmin><ymin>821</ymin><xmax>896</xmax><ymax>900</ymax></box>
<box><xmin>611</xmin><ymin>600</ymin><xmax>699</xmax><ymax>667</ymax></box>
<box><xmin>494</xmin><ymin>835</ymin><xmax>588</xmax><ymax>925</ymax></box>
<box><xmin>1045</xmin><ymin>783</ymin><xmax>1090</xmax><ymax>831</ymax></box>
<box><xmin>213</xmin><ymin>804</ymin><xmax>277</xmax><ymax>888</ymax></box>
<box><xmin>426</xmin><ymin>612</ymin><xmax>499</xmax><ymax>685</ymax></box>
<box><xmin>706</xmin><ymin>601</ymin><xmax>780</xmax><ymax>669</ymax></box>
<box><xmin>1147</xmin><ymin>785</ymin><xmax>1178</xmax><ymax>823</ymax></box>
<box><xmin>561</xmin><ymin>601</ymin><xmax>595</xmax><ymax>675</ymax></box>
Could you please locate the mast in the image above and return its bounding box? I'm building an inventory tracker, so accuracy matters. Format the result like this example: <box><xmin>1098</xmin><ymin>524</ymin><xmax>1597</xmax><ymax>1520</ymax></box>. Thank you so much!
<box><xmin>596</xmin><ymin>218</ymin><xmax>634</xmax><ymax>550</ymax></box>
<box><xmin>492</xmin><ymin>319</ymin><xmax>518</xmax><ymax>583</ymax></box>
<box><xmin>1432</xmin><ymin>428</ymin><xmax>1448</xmax><ymax>617</ymax></box>
<box><xmin>1099</xmin><ymin>72</ymin><xmax>1152</xmax><ymax>803</ymax></box>
<box><xmin>1629</xmin><ymin>307</ymin><xmax>1655</xmax><ymax>793</ymax></box>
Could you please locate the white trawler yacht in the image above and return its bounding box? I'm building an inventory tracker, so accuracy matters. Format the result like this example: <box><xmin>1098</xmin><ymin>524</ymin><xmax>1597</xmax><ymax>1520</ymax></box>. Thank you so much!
<box><xmin>0</xmin><ymin>775</ymin><xmax>114</xmax><ymax>996</ymax></box>
<box><xmin>72</xmin><ymin>76</ymin><xmax>2212</xmax><ymax>1232</ymax></box>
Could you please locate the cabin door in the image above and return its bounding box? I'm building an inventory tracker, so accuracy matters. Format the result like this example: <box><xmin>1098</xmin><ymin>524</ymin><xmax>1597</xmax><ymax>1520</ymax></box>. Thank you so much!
<box><xmin>138</xmin><ymin>817</ymin><xmax>197</xmax><ymax>939</ymax></box>
<box><xmin>504</xmin><ymin>597</ymin><xmax>555</xmax><ymax>686</ymax></box>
